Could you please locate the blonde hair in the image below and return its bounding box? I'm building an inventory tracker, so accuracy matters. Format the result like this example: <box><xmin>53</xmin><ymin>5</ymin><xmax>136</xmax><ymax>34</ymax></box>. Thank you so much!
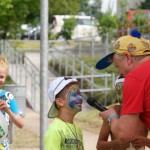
<box><xmin>0</xmin><ymin>56</ymin><xmax>9</xmax><ymax>74</ymax></box>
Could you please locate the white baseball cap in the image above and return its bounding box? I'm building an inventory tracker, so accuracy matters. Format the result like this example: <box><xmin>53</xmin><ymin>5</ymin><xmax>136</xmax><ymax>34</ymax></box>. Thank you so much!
<box><xmin>48</xmin><ymin>77</ymin><xmax>79</xmax><ymax>118</ymax></box>
<box><xmin>115</xmin><ymin>75</ymin><xmax>125</xmax><ymax>87</ymax></box>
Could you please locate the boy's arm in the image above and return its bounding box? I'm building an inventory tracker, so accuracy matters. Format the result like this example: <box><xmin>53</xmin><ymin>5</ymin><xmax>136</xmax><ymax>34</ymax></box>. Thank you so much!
<box><xmin>0</xmin><ymin>100</ymin><xmax>24</xmax><ymax>128</ymax></box>
<box><xmin>97</xmin><ymin>120</ymin><xmax>129</xmax><ymax>150</ymax></box>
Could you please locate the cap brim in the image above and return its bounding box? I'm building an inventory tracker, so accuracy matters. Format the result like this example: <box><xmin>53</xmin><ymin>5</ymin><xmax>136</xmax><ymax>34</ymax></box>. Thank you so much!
<box><xmin>48</xmin><ymin>102</ymin><xmax>58</xmax><ymax>118</ymax></box>
<box><xmin>95</xmin><ymin>52</ymin><xmax>115</xmax><ymax>70</ymax></box>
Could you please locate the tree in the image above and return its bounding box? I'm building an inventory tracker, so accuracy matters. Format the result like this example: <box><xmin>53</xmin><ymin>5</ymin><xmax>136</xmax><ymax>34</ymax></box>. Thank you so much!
<box><xmin>89</xmin><ymin>0</ymin><xmax>102</xmax><ymax>19</ymax></box>
<box><xmin>24</xmin><ymin>0</ymin><xmax>40</xmax><ymax>26</ymax></box>
<box><xmin>79</xmin><ymin>0</ymin><xmax>102</xmax><ymax>19</ymax></box>
<box><xmin>0</xmin><ymin>0</ymin><xmax>40</xmax><ymax>39</ymax></box>
<box><xmin>97</xmin><ymin>10</ymin><xmax>118</xmax><ymax>42</ymax></box>
<box><xmin>140</xmin><ymin>0</ymin><xmax>150</xmax><ymax>9</ymax></box>
<box><xmin>59</xmin><ymin>18</ymin><xmax>76</xmax><ymax>40</ymax></box>
<box><xmin>80</xmin><ymin>0</ymin><xmax>91</xmax><ymax>15</ymax></box>
<box><xmin>49</xmin><ymin>0</ymin><xmax>80</xmax><ymax>16</ymax></box>
<box><xmin>133</xmin><ymin>13</ymin><xmax>148</xmax><ymax>26</ymax></box>
<box><xmin>117</xmin><ymin>0</ymin><xmax>128</xmax><ymax>26</ymax></box>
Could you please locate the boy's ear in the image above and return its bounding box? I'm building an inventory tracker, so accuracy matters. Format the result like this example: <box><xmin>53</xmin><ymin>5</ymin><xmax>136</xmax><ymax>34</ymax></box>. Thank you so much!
<box><xmin>56</xmin><ymin>98</ymin><xmax>64</xmax><ymax>107</ymax></box>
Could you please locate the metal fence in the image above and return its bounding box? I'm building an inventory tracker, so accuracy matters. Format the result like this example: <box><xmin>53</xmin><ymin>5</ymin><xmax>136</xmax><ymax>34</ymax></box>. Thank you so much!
<box><xmin>0</xmin><ymin>24</ymin><xmax>149</xmax><ymax>112</ymax></box>
<box><xmin>0</xmin><ymin>40</ymin><xmax>40</xmax><ymax>112</ymax></box>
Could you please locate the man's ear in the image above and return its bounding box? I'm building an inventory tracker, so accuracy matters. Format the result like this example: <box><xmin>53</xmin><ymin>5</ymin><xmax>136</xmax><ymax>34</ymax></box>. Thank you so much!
<box><xmin>56</xmin><ymin>98</ymin><xmax>64</xmax><ymax>107</ymax></box>
<box><xmin>124</xmin><ymin>52</ymin><xmax>132</xmax><ymax>65</ymax></box>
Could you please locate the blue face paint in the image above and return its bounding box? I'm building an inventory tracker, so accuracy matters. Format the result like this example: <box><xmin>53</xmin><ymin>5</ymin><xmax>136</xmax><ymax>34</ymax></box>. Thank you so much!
<box><xmin>67</xmin><ymin>86</ymin><xmax>83</xmax><ymax>111</ymax></box>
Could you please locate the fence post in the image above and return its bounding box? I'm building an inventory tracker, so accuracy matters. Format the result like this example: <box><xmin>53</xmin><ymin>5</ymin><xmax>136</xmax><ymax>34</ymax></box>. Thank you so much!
<box><xmin>112</xmin><ymin>73</ymin><xmax>116</xmax><ymax>89</ymax></box>
<box><xmin>65</xmin><ymin>55</ymin><xmax>68</xmax><ymax>75</ymax></box>
<box><xmin>127</xmin><ymin>27</ymin><xmax>130</xmax><ymax>35</ymax></box>
<box><xmin>104</xmin><ymin>74</ymin><xmax>108</xmax><ymax>106</ymax></box>
<box><xmin>81</xmin><ymin>61</ymin><xmax>84</xmax><ymax>89</ymax></box>
<box><xmin>72</xmin><ymin>55</ymin><xmax>75</xmax><ymax>76</ymax></box>
<box><xmin>91</xmin><ymin>37</ymin><xmax>95</xmax><ymax>57</ymax></box>
<box><xmin>105</xmin><ymin>33</ymin><xmax>109</xmax><ymax>55</ymax></box>
<box><xmin>91</xmin><ymin>67</ymin><xmax>94</xmax><ymax>97</ymax></box>
<box><xmin>79</xmin><ymin>41</ymin><xmax>82</xmax><ymax>57</ymax></box>
<box><xmin>59</xmin><ymin>52</ymin><xmax>62</xmax><ymax>74</ymax></box>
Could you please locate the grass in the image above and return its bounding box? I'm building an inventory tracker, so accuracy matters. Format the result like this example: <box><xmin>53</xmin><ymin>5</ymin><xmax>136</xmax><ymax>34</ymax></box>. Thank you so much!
<box><xmin>11</xmin><ymin>41</ymin><xmax>40</xmax><ymax>49</ymax></box>
<box><xmin>10</xmin><ymin>126</ymin><xmax>39</xmax><ymax>149</ymax></box>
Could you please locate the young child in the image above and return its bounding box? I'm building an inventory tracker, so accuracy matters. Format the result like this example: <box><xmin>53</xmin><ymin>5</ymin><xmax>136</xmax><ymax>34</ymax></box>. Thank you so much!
<box><xmin>0</xmin><ymin>56</ymin><xmax>24</xmax><ymax>149</ymax></box>
<box><xmin>96</xmin><ymin>75</ymin><xmax>147</xmax><ymax>150</ymax></box>
<box><xmin>44</xmin><ymin>77</ymin><xmax>84</xmax><ymax>150</ymax></box>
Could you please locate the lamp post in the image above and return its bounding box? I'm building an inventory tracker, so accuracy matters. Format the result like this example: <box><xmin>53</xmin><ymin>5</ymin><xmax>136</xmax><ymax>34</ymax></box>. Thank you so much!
<box><xmin>40</xmin><ymin>0</ymin><xmax>48</xmax><ymax>149</ymax></box>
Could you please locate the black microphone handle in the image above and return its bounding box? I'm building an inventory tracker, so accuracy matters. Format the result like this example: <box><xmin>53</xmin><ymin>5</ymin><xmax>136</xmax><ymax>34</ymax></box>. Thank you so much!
<box><xmin>94</xmin><ymin>101</ymin><xmax>108</xmax><ymax>111</ymax></box>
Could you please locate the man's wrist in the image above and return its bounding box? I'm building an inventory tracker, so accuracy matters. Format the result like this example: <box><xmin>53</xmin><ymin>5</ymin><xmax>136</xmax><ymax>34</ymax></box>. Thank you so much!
<box><xmin>108</xmin><ymin>114</ymin><xmax>119</xmax><ymax>122</ymax></box>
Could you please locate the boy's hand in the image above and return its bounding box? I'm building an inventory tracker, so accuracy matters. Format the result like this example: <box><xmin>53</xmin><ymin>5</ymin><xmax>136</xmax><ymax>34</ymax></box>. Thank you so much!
<box><xmin>131</xmin><ymin>136</ymin><xmax>147</xmax><ymax>149</ymax></box>
<box><xmin>115</xmin><ymin>139</ymin><xmax>130</xmax><ymax>149</ymax></box>
<box><xmin>0</xmin><ymin>100</ymin><xmax>9</xmax><ymax>113</ymax></box>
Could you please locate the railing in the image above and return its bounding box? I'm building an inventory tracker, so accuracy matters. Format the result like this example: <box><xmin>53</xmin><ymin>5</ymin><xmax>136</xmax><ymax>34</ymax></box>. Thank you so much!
<box><xmin>0</xmin><ymin>40</ymin><xmax>40</xmax><ymax>112</ymax></box>
<box><xmin>49</xmin><ymin>45</ymin><xmax>116</xmax><ymax>98</ymax></box>
<box><xmin>1</xmin><ymin>24</ymin><xmax>149</xmax><ymax>112</ymax></box>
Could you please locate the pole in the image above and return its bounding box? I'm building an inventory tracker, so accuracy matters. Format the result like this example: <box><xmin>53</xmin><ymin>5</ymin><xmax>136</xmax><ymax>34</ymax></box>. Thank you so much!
<box><xmin>40</xmin><ymin>0</ymin><xmax>48</xmax><ymax>149</ymax></box>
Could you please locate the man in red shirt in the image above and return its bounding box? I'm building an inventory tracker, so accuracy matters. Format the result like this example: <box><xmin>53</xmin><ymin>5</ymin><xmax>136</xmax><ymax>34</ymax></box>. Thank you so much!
<box><xmin>96</xmin><ymin>29</ymin><xmax>150</xmax><ymax>149</ymax></box>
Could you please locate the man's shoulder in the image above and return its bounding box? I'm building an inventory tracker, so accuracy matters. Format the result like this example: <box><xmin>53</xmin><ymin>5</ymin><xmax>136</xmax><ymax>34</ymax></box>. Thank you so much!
<box><xmin>128</xmin><ymin>60</ymin><xmax>150</xmax><ymax>77</ymax></box>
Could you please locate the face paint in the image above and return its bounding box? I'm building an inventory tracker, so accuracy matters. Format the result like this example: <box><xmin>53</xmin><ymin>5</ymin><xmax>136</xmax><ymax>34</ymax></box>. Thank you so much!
<box><xmin>67</xmin><ymin>86</ymin><xmax>83</xmax><ymax>111</ymax></box>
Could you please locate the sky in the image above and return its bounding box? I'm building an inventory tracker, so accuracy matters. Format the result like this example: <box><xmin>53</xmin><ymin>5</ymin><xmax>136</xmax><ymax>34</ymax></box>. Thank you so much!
<box><xmin>89</xmin><ymin>0</ymin><xmax>117</xmax><ymax>15</ymax></box>
<box><xmin>101</xmin><ymin>0</ymin><xmax>117</xmax><ymax>14</ymax></box>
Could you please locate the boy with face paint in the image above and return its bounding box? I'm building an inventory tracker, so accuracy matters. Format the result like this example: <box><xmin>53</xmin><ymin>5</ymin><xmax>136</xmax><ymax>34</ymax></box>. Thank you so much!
<box><xmin>44</xmin><ymin>77</ymin><xmax>84</xmax><ymax>150</ymax></box>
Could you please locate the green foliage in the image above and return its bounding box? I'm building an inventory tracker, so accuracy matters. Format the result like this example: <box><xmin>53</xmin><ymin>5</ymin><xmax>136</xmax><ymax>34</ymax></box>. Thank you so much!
<box><xmin>49</xmin><ymin>0</ymin><xmax>80</xmax><ymax>16</ymax></box>
<box><xmin>132</xmin><ymin>10</ymin><xmax>149</xmax><ymax>34</ymax></box>
<box><xmin>117</xmin><ymin>0</ymin><xmax>128</xmax><ymax>26</ymax></box>
<box><xmin>0</xmin><ymin>75</ymin><xmax>14</xmax><ymax>89</ymax></box>
<box><xmin>140</xmin><ymin>0</ymin><xmax>150</xmax><ymax>9</ymax></box>
<box><xmin>133</xmin><ymin>12</ymin><xmax>149</xmax><ymax>26</ymax></box>
<box><xmin>0</xmin><ymin>0</ymin><xmax>40</xmax><ymax>39</ymax></box>
<box><xmin>98</xmin><ymin>10</ymin><xmax>118</xmax><ymax>42</ymax></box>
<box><xmin>89</xmin><ymin>0</ymin><xmax>102</xmax><ymax>19</ymax></box>
<box><xmin>24</xmin><ymin>0</ymin><xmax>40</xmax><ymax>25</ymax></box>
<box><xmin>79</xmin><ymin>0</ymin><xmax>102</xmax><ymax>19</ymax></box>
<box><xmin>80</xmin><ymin>0</ymin><xmax>91</xmax><ymax>15</ymax></box>
<box><xmin>59</xmin><ymin>18</ymin><xmax>76</xmax><ymax>40</ymax></box>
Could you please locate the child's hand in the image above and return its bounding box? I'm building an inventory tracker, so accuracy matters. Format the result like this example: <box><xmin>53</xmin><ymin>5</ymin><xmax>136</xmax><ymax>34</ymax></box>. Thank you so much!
<box><xmin>115</xmin><ymin>139</ymin><xmax>130</xmax><ymax>149</ymax></box>
<box><xmin>0</xmin><ymin>100</ymin><xmax>9</xmax><ymax>113</ymax></box>
<box><xmin>131</xmin><ymin>136</ymin><xmax>148</xmax><ymax>149</ymax></box>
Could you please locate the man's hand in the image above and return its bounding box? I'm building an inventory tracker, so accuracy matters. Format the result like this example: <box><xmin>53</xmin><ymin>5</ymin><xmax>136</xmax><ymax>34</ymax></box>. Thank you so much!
<box><xmin>0</xmin><ymin>100</ymin><xmax>9</xmax><ymax>113</ymax></box>
<box><xmin>99</xmin><ymin>107</ymin><xmax>117</xmax><ymax>120</ymax></box>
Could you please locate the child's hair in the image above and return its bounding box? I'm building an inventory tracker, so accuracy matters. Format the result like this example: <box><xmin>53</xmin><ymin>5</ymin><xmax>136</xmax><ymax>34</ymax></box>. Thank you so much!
<box><xmin>56</xmin><ymin>82</ymin><xmax>77</xmax><ymax>100</ymax></box>
<box><xmin>0</xmin><ymin>56</ymin><xmax>9</xmax><ymax>74</ymax></box>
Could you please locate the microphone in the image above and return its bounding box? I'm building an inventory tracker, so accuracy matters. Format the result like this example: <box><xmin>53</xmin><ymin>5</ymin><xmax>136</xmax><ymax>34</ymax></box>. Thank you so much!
<box><xmin>86</xmin><ymin>97</ymin><xmax>108</xmax><ymax>112</ymax></box>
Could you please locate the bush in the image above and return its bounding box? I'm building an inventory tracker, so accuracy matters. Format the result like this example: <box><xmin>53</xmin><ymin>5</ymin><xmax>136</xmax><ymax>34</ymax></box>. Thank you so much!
<box><xmin>59</xmin><ymin>18</ymin><xmax>76</xmax><ymax>40</ymax></box>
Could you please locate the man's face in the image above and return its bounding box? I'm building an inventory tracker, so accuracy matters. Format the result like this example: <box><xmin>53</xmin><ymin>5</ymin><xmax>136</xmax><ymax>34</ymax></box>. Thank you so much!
<box><xmin>112</xmin><ymin>54</ymin><xmax>129</xmax><ymax>76</ymax></box>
